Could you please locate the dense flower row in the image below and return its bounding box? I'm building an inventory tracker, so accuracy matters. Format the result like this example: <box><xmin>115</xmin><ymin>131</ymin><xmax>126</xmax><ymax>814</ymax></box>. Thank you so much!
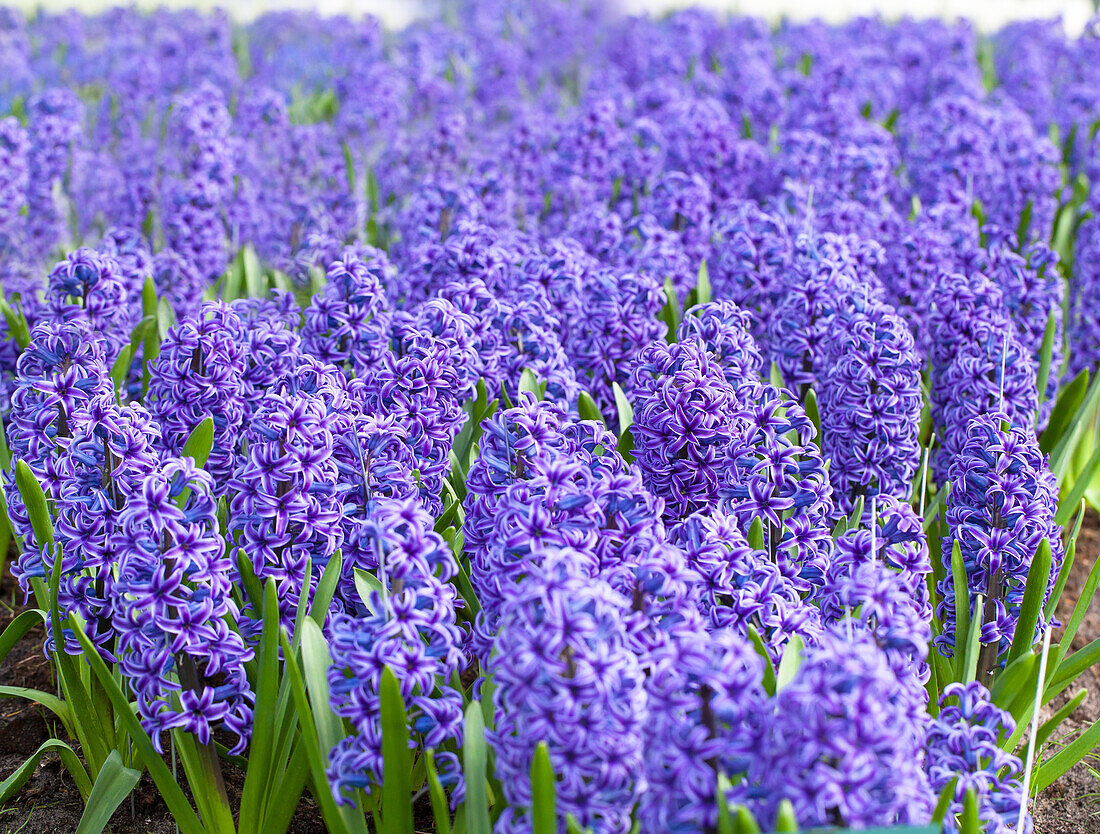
<box><xmin>2</xmin><ymin>3</ymin><xmax>1094</xmax><ymax>833</ymax></box>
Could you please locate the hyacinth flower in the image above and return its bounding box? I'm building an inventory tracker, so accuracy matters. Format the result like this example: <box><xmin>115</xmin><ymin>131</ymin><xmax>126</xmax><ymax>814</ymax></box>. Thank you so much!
<box><xmin>365</xmin><ymin>325</ymin><xmax>469</xmax><ymax>515</ymax></box>
<box><xmin>926</xmin><ymin>682</ymin><xmax>1031</xmax><ymax>834</ymax></box>
<box><xmin>25</xmin><ymin>88</ymin><xmax>83</xmax><ymax>263</ymax></box>
<box><xmin>566</xmin><ymin>267</ymin><xmax>667</xmax><ymax>425</ymax></box>
<box><xmin>112</xmin><ymin>457</ymin><xmax>254</xmax><ymax>754</ymax></box>
<box><xmin>327</xmin><ymin>497</ymin><xmax>466</xmax><ymax>805</ymax></box>
<box><xmin>301</xmin><ymin>246</ymin><xmax>394</xmax><ymax>375</ymax></box>
<box><xmin>40</xmin><ymin>248</ymin><xmax>133</xmax><ymax>364</ymax></box>
<box><xmin>470</xmin><ymin>423</ymin><xmax>663</xmax><ymax>656</ymax></box>
<box><xmin>463</xmin><ymin>395</ymin><xmax>574</xmax><ymax>570</ymax></box>
<box><xmin>676</xmin><ymin>300</ymin><xmax>763</xmax><ymax>388</ymax></box>
<box><xmin>766</xmin><ymin>231</ymin><xmax>884</xmax><ymax>394</ymax></box>
<box><xmin>707</xmin><ymin>201</ymin><xmax>791</xmax><ymax>340</ymax></box>
<box><xmin>630</xmin><ymin>338</ymin><xmax>742</xmax><ymax>521</ymax></box>
<box><xmin>162</xmin><ymin>82</ymin><xmax>234</xmax><ymax>285</ymax></box>
<box><xmin>1067</xmin><ymin>215</ymin><xmax>1100</xmax><ymax>377</ymax></box>
<box><xmin>817</xmin><ymin>297</ymin><xmax>923</xmax><ymax>513</ymax></box>
<box><xmin>821</xmin><ymin>505</ymin><xmax>933</xmax><ymax>705</ymax></box>
<box><xmin>230</xmin><ymin>290</ymin><xmax>304</xmax><ymax>419</ymax></box>
<box><xmin>495</xmin><ymin>294</ymin><xmax>580</xmax><ymax>407</ymax></box>
<box><xmin>6</xmin><ymin>321</ymin><xmax>113</xmax><ymax>592</ymax></box>
<box><xmin>0</xmin><ymin>115</ymin><xmax>29</xmax><ymax>291</ymax></box>
<box><xmin>228</xmin><ymin>371</ymin><xmax>343</xmax><ymax>635</ymax></box>
<box><xmin>390</xmin><ymin>297</ymin><xmax>479</xmax><ymax>404</ymax></box>
<box><xmin>971</xmin><ymin>227</ymin><xmax>1063</xmax><ymax>427</ymax></box>
<box><xmin>932</xmin><ymin>321</ymin><xmax>1039</xmax><ymax>485</ymax></box>
<box><xmin>937</xmin><ymin>413</ymin><xmax>1062</xmax><ymax>676</ymax></box>
<box><xmin>750</xmin><ymin>628</ymin><xmax>934</xmax><ymax>829</ymax></box>
<box><xmin>638</xmin><ymin>602</ymin><xmax>766</xmax><ymax>832</ymax></box>
<box><xmin>331</xmin><ymin>394</ymin><xmax>420</xmax><ymax>606</ymax></box>
<box><xmin>147</xmin><ymin>302</ymin><xmax>248</xmax><ymax>491</ymax></box>
<box><xmin>52</xmin><ymin>399</ymin><xmax>162</xmax><ymax>656</ymax></box>
<box><xmin>879</xmin><ymin>202</ymin><xmax>977</xmax><ymax>355</ymax></box>
<box><xmin>487</xmin><ymin>547</ymin><xmax>646</xmax><ymax>834</ymax></box>
<box><xmin>720</xmin><ymin>381</ymin><xmax>835</xmax><ymax>594</ymax></box>
<box><xmin>671</xmin><ymin>510</ymin><xmax>821</xmax><ymax>662</ymax></box>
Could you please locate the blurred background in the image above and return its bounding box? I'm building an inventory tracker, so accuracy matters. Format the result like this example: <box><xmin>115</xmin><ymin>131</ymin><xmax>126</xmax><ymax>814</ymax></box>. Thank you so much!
<box><xmin>4</xmin><ymin>0</ymin><xmax>1098</xmax><ymax>30</ymax></box>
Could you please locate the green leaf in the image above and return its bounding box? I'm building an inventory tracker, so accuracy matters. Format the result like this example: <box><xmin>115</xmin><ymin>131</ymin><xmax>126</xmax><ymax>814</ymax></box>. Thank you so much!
<box><xmin>959</xmin><ymin>787</ymin><xmax>980</xmax><ymax>834</ymax></box>
<box><xmin>951</xmin><ymin>542</ymin><xmax>971</xmax><ymax>681</ymax></box>
<box><xmin>531</xmin><ymin>741</ymin><xmax>556</xmax><ymax>834</ymax></box>
<box><xmin>74</xmin><ymin>750</ymin><xmax>141</xmax><ymax>834</ymax></box>
<box><xmin>773</xmin><ymin>799</ymin><xmax>797</xmax><ymax>832</ymax></box>
<box><xmin>353</xmin><ymin>568</ymin><xmax>384</xmax><ymax>613</ymax></box>
<box><xmin>746</xmin><ymin>626</ymin><xmax>777</xmax><ymax>696</ymax></box>
<box><xmin>1056</xmin><ymin>446</ymin><xmax>1100</xmax><ymax>527</ymax></box>
<box><xmin>310</xmin><ymin>549</ymin><xmax>342</xmax><ymax>626</ymax></box>
<box><xmin>518</xmin><ymin>368</ymin><xmax>542</xmax><ymax>401</ymax></box>
<box><xmin>660</xmin><ymin>276</ymin><xmax>680</xmax><ymax>337</ymax></box>
<box><xmin>0</xmin><ymin>297</ymin><xmax>31</xmax><ymax>350</ymax></box>
<box><xmin>1049</xmin><ymin>503</ymin><xmax>1086</xmax><ymax>621</ymax></box>
<box><xmin>1040</xmin><ymin>368</ymin><xmax>1088</xmax><ymax>455</ymax></box>
<box><xmin>1035</xmin><ymin>715</ymin><xmax>1100</xmax><ymax>792</ymax></box>
<box><xmin>238</xmin><ymin>581</ymin><xmax>282</xmax><ymax>833</ymax></box>
<box><xmin>1050</xmin><ymin>544</ymin><xmax>1100</xmax><ymax>674</ymax></box>
<box><xmin>990</xmin><ymin>651</ymin><xmax>1037</xmax><ymax>708</ymax></box>
<box><xmin>281</xmin><ymin>631</ymin><xmax>367</xmax><ymax>834</ymax></box>
<box><xmin>747</xmin><ymin>517</ymin><xmax>765</xmax><ymax>551</ymax></box>
<box><xmin>769</xmin><ymin>361</ymin><xmax>783</xmax><ymax>388</ymax></box>
<box><xmin>931</xmin><ymin>778</ymin><xmax>958</xmax><ymax>824</ymax></box>
<box><xmin>1049</xmin><ymin>372</ymin><xmax>1100</xmax><ymax>482</ymax></box>
<box><xmin>464</xmin><ymin>701</ymin><xmax>492</xmax><ymax>834</ymax></box>
<box><xmin>611</xmin><ymin>383</ymin><xmax>633</xmax><ymax>435</ymax></box>
<box><xmin>0</xmin><ymin>685</ymin><xmax>74</xmax><ymax>728</ymax></box>
<box><xmin>1048</xmin><ymin>637</ymin><xmax>1100</xmax><ymax>697</ymax></box>
<box><xmin>577</xmin><ymin>391</ymin><xmax>603</xmax><ymax>424</ymax></box>
<box><xmin>1035</xmin><ymin>310</ymin><xmax>1058</xmax><ymax>414</ymax></box>
<box><xmin>68</xmin><ymin>618</ymin><xmax>206</xmax><ymax>834</ymax></box>
<box><xmin>717</xmin><ymin>776</ymin><xmax>734</xmax><ymax>834</ymax></box>
<box><xmin>1005</xmin><ymin>538</ymin><xmax>1051</xmax><ymax>666</ymax></box>
<box><xmin>732</xmin><ymin>805</ymin><xmax>761</xmax><ymax>834</ymax></box>
<box><xmin>109</xmin><ymin>345</ymin><xmax>133</xmax><ymax>399</ymax></box>
<box><xmin>695</xmin><ymin>260</ymin><xmax>711</xmax><ymax>306</ymax></box>
<box><xmin>425</xmin><ymin>750</ymin><xmax>453</xmax><ymax>834</ymax></box>
<box><xmin>381</xmin><ymin>667</ymin><xmax>413</xmax><ymax>834</ymax></box>
<box><xmin>141</xmin><ymin>276</ymin><xmax>160</xmax><ymax>397</ymax></box>
<box><xmin>0</xmin><ymin>610</ymin><xmax>43</xmax><ymax>667</ymax></box>
<box><xmin>0</xmin><ymin>739</ymin><xmax>91</xmax><ymax>805</ymax></box>
<box><xmin>1029</xmin><ymin>688</ymin><xmax>1086</xmax><ymax>756</ymax></box>
<box><xmin>181</xmin><ymin>417</ymin><xmax>215</xmax><ymax>469</ymax></box>
<box><xmin>1017</xmin><ymin>199</ymin><xmax>1034</xmax><ymax>248</ymax></box>
<box><xmin>15</xmin><ymin>460</ymin><xmax>54</xmax><ymax>552</ymax></box>
<box><xmin>803</xmin><ymin>387</ymin><xmax>821</xmax><ymax>447</ymax></box>
<box><xmin>775</xmin><ymin>634</ymin><xmax>804</xmax><ymax>692</ymax></box>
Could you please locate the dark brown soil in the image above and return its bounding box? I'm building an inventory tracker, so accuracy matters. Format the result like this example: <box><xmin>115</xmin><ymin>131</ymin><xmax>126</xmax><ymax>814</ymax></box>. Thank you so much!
<box><xmin>3</xmin><ymin>514</ymin><xmax>1100</xmax><ymax>834</ymax></box>
<box><xmin>1031</xmin><ymin>510</ymin><xmax>1100</xmax><ymax>834</ymax></box>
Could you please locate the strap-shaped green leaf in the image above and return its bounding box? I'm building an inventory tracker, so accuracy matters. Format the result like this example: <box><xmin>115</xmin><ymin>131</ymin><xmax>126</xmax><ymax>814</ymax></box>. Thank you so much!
<box><xmin>0</xmin><ymin>738</ymin><xmax>91</xmax><ymax>804</ymax></box>
<box><xmin>425</xmin><ymin>750</ymin><xmax>453</xmax><ymax>834</ymax></box>
<box><xmin>0</xmin><ymin>297</ymin><xmax>31</xmax><ymax>349</ymax></box>
<box><xmin>1040</xmin><ymin>368</ymin><xmax>1088</xmax><ymax>455</ymax></box>
<box><xmin>577</xmin><ymin>391</ymin><xmax>603</xmax><ymax>424</ymax></box>
<box><xmin>464</xmin><ymin>701</ymin><xmax>492</xmax><ymax>834</ymax></box>
<box><xmin>181</xmin><ymin>416</ymin><xmax>215</xmax><ymax>469</ymax></box>
<box><xmin>381</xmin><ymin>667</ymin><xmax>413</xmax><ymax>834</ymax></box>
<box><xmin>530</xmin><ymin>741</ymin><xmax>556</xmax><ymax>834</ymax></box>
<box><xmin>1035</xmin><ymin>715</ymin><xmax>1100</xmax><ymax>792</ymax></box>
<box><xmin>74</xmin><ymin>750</ymin><xmax>141</xmax><ymax>834</ymax></box>
<box><xmin>1005</xmin><ymin>538</ymin><xmax>1051</xmax><ymax>666</ymax></box>
<box><xmin>69</xmin><ymin>617</ymin><xmax>205</xmax><ymax>834</ymax></box>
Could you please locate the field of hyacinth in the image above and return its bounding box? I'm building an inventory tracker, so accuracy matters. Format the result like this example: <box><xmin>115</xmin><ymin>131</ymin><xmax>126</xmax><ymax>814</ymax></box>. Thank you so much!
<box><xmin>5</xmin><ymin>2</ymin><xmax>1100</xmax><ymax>833</ymax></box>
